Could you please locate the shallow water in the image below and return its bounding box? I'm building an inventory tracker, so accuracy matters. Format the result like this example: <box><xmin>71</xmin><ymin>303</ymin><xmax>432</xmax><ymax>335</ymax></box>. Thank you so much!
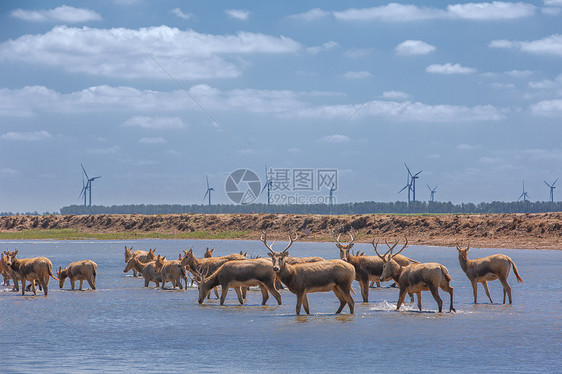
<box><xmin>0</xmin><ymin>239</ymin><xmax>560</xmax><ymax>373</ymax></box>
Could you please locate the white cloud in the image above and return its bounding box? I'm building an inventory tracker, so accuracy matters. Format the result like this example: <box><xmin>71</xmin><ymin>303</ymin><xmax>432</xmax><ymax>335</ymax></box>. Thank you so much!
<box><xmin>426</xmin><ymin>63</ymin><xmax>477</xmax><ymax>74</ymax></box>
<box><xmin>0</xmin><ymin>25</ymin><xmax>301</xmax><ymax>80</ymax></box>
<box><xmin>123</xmin><ymin>116</ymin><xmax>187</xmax><ymax>129</ymax></box>
<box><xmin>334</xmin><ymin>4</ymin><xmax>444</xmax><ymax>22</ymax></box>
<box><xmin>382</xmin><ymin>91</ymin><xmax>410</xmax><ymax>100</ymax></box>
<box><xmin>395</xmin><ymin>40</ymin><xmax>436</xmax><ymax>56</ymax></box>
<box><xmin>140</xmin><ymin>137</ymin><xmax>166</xmax><ymax>144</ymax></box>
<box><xmin>0</xmin><ymin>168</ymin><xmax>19</xmax><ymax>176</ymax></box>
<box><xmin>289</xmin><ymin>8</ymin><xmax>331</xmax><ymax>21</ymax></box>
<box><xmin>225</xmin><ymin>9</ymin><xmax>250</xmax><ymax>21</ymax></box>
<box><xmin>294</xmin><ymin>100</ymin><xmax>504</xmax><ymax>122</ymax></box>
<box><xmin>530</xmin><ymin>99</ymin><xmax>562</xmax><ymax>116</ymax></box>
<box><xmin>332</xmin><ymin>2</ymin><xmax>534</xmax><ymax>22</ymax></box>
<box><xmin>171</xmin><ymin>8</ymin><xmax>193</xmax><ymax>20</ymax></box>
<box><xmin>0</xmin><ymin>85</ymin><xmax>504</xmax><ymax>123</ymax></box>
<box><xmin>446</xmin><ymin>2</ymin><xmax>535</xmax><ymax>20</ymax></box>
<box><xmin>1</xmin><ymin>130</ymin><xmax>52</xmax><ymax>141</ymax></box>
<box><xmin>457</xmin><ymin>144</ymin><xmax>482</xmax><ymax>151</ymax></box>
<box><xmin>544</xmin><ymin>0</ymin><xmax>562</xmax><ymax>5</ymax></box>
<box><xmin>307</xmin><ymin>41</ymin><xmax>339</xmax><ymax>55</ymax></box>
<box><xmin>320</xmin><ymin>134</ymin><xmax>351</xmax><ymax>143</ymax></box>
<box><xmin>344</xmin><ymin>48</ymin><xmax>372</xmax><ymax>59</ymax></box>
<box><xmin>342</xmin><ymin>71</ymin><xmax>372</xmax><ymax>79</ymax></box>
<box><xmin>490</xmin><ymin>34</ymin><xmax>562</xmax><ymax>56</ymax></box>
<box><xmin>11</xmin><ymin>6</ymin><xmax>101</xmax><ymax>23</ymax></box>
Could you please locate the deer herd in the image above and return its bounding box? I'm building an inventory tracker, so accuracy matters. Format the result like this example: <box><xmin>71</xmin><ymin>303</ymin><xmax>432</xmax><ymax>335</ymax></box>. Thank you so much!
<box><xmin>1</xmin><ymin>229</ymin><xmax>524</xmax><ymax>316</ymax></box>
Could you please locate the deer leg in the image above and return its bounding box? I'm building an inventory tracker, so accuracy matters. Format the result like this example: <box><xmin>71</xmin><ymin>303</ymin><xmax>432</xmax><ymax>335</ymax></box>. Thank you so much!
<box><xmin>87</xmin><ymin>278</ymin><xmax>96</xmax><ymax>290</ymax></box>
<box><xmin>302</xmin><ymin>293</ymin><xmax>310</xmax><ymax>315</ymax></box>
<box><xmin>144</xmin><ymin>277</ymin><xmax>150</xmax><ymax>287</ymax></box>
<box><xmin>481</xmin><ymin>281</ymin><xmax>493</xmax><ymax>303</ymax></box>
<box><xmin>21</xmin><ymin>278</ymin><xmax>26</xmax><ymax>295</ymax></box>
<box><xmin>41</xmin><ymin>278</ymin><xmax>49</xmax><ymax>296</ymax></box>
<box><xmin>71</xmin><ymin>279</ymin><xmax>75</xmax><ymax>291</ymax></box>
<box><xmin>79</xmin><ymin>280</ymin><xmax>84</xmax><ymax>291</ymax></box>
<box><xmin>234</xmin><ymin>287</ymin><xmax>244</xmax><ymax>305</ymax></box>
<box><xmin>471</xmin><ymin>280</ymin><xmax>478</xmax><ymax>303</ymax></box>
<box><xmin>441</xmin><ymin>283</ymin><xmax>455</xmax><ymax>312</ymax></box>
<box><xmin>417</xmin><ymin>292</ymin><xmax>422</xmax><ymax>311</ymax></box>
<box><xmin>342</xmin><ymin>283</ymin><xmax>355</xmax><ymax>314</ymax></box>
<box><xmin>409</xmin><ymin>292</ymin><xmax>415</xmax><ymax>303</ymax></box>
<box><xmin>266</xmin><ymin>280</ymin><xmax>282</xmax><ymax>305</ymax></box>
<box><xmin>359</xmin><ymin>279</ymin><xmax>369</xmax><ymax>302</ymax></box>
<box><xmin>396</xmin><ymin>289</ymin><xmax>408</xmax><ymax>311</ymax></box>
<box><xmin>499</xmin><ymin>276</ymin><xmax>512</xmax><ymax>304</ymax></box>
<box><xmin>296</xmin><ymin>293</ymin><xmax>304</xmax><ymax>315</ymax></box>
<box><xmin>31</xmin><ymin>279</ymin><xmax>37</xmax><ymax>295</ymax></box>
<box><xmin>259</xmin><ymin>285</ymin><xmax>269</xmax><ymax>305</ymax></box>
<box><xmin>220</xmin><ymin>285</ymin><xmax>229</xmax><ymax>305</ymax></box>
<box><xmin>429</xmin><ymin>285</ymin><xmax>443</xmax><ymax>312</ymax></box>
<box><xmin>333</xmin><ymin>288</ymin><xmax>347</xmax><ymax>314</ymax></box>
<box><xmin>211</xmin><ymin>286</ymin><xmax>219</xmax><ymax>299</ymax></box>
<box><xmin>242</xmin><ymin>286</ymin><xmax>248</xmax><ymax>300</ymax></box>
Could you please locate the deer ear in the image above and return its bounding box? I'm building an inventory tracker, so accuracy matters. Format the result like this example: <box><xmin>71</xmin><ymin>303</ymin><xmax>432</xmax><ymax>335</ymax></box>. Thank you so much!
<box><xmin>267</xmin><ymin>252</ymin><xmax>274</xmax><ymax>258</ymax></box>
<box><xmin>348</xmin><ymin>243</ymin><xmax>354</xmax><ymax>249</ymax></box>
<box><xmin>14</xmin><ymin>250</ymin><xmax>18</xmax><ymax>255</ymax></box>
<box><xmin>282</xmin><ymin>252</ymin><xmax>289</xmax><ymax>258</ymax></box>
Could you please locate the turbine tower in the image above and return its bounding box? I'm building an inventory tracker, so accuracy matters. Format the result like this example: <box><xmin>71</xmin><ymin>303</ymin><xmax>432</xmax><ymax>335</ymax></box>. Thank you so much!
<box><xmin>203</xmin><ymin>174</ymin><xmax>214</xmax><ymax>206</ymax></box>
<box><xmin>79</xmin><ymin>164</ymin><xmax>101</xmax><ymax>207</ymax></box>
<box><xmin>427</xmin><ymin>184</ymin><xmax>438</xmax><ymax>202</ymax></box>
<box><xmin>544</xmin><ymin>179</ymin><xmax>558</xmax><ymax>202</ymax></box>
<box><xmin>260</xmin><ymin>164</ymin><xmax>273</xmax><ymax>205</ymax></box>
<box><xmin>517</xmin><ymin>180</ymin><xmax>529</xmax><ymax>202</ymax></box>
<box><xmin>329</xmin><ymin>183</ymin><xmax>336</xmax><ymax>206</ymax></box>
<box><xmin>398</xmin><ymin>167</ymin><xmax>412</xmax><ymax>205</ymax></box>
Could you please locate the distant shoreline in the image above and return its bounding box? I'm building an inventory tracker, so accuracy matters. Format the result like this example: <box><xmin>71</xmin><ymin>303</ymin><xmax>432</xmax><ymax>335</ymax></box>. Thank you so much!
<box><xmin>0</xmin><ymin>213</ymin><xmax>560</xmax><ymax>250</ymax></box>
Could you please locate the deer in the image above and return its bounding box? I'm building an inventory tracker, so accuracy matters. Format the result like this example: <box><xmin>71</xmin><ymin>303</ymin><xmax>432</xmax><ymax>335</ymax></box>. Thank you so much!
<box><xmin>3</xmin><ymin>250</ymin><xmax>58</xmax><ymax>296</ymax></box>
<box><xmin>124</xmin><ymin>247</ymin><xmax>155</xmax><ymax>277</ymax></box>
<box><xmin>375</xmin><ymin>238</ymin><xmax>455</xmax><ymax>313</ymax></box>
<box><xmin>192</xmin><ymin>258</ymin><xmax>282</xmax><ymax>306</ymax></box>
<box><xmin>123</xmin><ymin>255</ymin><xmax>162</xmax><ymax>288</ymax></box>
<box><xmin>456</xmin><ymin>244</ymin><xmax>523</xmax><ymax>304</ymax></box>
<box><xmin>204</xmin><ymin>248</ymin><xmax>215</xmax><ymax>258</ymax></box>
<box><xmin>1</xmin><ymin>252</ymin><xmax>19</xmax><ymax>291</ymax></box>
<box><xmin>262</xmin><ymin>231</ymin><xmax>355</xmax><ymax>315</ymax></box>
<box><xmin>154</xmin><ymin>255</ymin><xmax>187</xmax><ymax>290</ymax></box>
<box><xmin>180</xmin><ymin>249</ymin><xmax>246</xmax><ymax>297</ymax></box>
<box><xmin>333</xmin><ymin>229</ymin><xmax>417</xmax><ymax>302</ymax></box>
<box><xmin>57</xmin><ymin>260</ymin><xmax>97</xmax><ymax>290</ymax></box>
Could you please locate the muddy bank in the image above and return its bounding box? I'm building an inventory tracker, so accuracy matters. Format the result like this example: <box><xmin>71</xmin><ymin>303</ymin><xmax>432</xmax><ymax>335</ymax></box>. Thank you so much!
<box><xmin>0</xmin><ymin>213</ymin><xmax>561</xmax><ymax>250</ymax></box>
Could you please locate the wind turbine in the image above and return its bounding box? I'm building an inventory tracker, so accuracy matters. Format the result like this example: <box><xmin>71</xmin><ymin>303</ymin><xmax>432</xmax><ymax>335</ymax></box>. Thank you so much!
<box><xmin>329</xmin><ymin>184</ymin><xmax>336</xmax><ymax>206</ymax></box>
<box><xmin>427</xmin><ymin>184</ymin><xmax>438</xmax><ymax>202</ymax></box>
<box><xmin>406</xmin><ymin>164</ymin><xmax>422</xmax><ymax>202</ymax></box>
<box><xmin>398</xmin><ymin>167</ymin><xmax>412</xmax><ymax>205</ymax></box>
<box><xmin>203</xmin><ymin>174</ymin><xmax>214</xmax><ymax>206</ymax></box>
<box><xmin>260</xmin><ymin>164</ymin><xmax>273</xmax><ymax>205</ymax></box>
<box><xmin>517</xmin><ymin>180</ymin><xmax>529</xmax><ymax>202</ymax></box>
<box><xmin>79</xmin><ymin>164</ymin><xmax>101</xmax><ymax>207</ymax></box>
<box><xmin>544</xmin><ymin>178</ymin><xmax>558</xmax><ymax>202</ymax></box>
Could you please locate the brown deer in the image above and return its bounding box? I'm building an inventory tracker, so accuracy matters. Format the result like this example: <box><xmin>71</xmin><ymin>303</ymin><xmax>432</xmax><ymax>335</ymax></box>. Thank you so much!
<box><xmin>123</xmin><ymin>256</ymin><xmax>162</xmax><ymax>287</ymax></box>
<box><xmin>456</xmin><ymin>244</ymin><xmax>523</xmax><ymax>304</ymax></box>
<box><xmin>262</xmin><ymin>231</ymin><xmax>355</xmax><ymax>315</ymax></box>
<box><xmin>3</xmin><ymin>250</ymin><xmax>58</xmax><ymax>296</ymax></box>
<box><xmin>193</xmin><ymin>258</ymin><xmax>282</xmax><ymax>306</ymax></box>
<box><xmin>333</xmin><ymin>230</ymin><xmax>417</xmax><ymax>302</ymax></box>
<box><xmin>376</xmin><ymin>239</ymin><xmax>455</xmax><ymax>313</ymax></box>
<box><xmin>124</xmin><ymin>247</ymin><xmax>155</xmax><ymax>277</ymax></box>
<box><xmin>154</xmin><ymin>256</ymin><xmax>187</xmax><ymax>290</ymax></box>
<box><xmin>1</xmin><ymin>252</ymin><xmax>19</xmax><ymax>291</ymax></box>
<box><xmin>204</xmin><ymin>248</ymin><xmax>215</xmax><ymax>258</ymax></box>
<box><xmin>57</xmin><ymin>260</ymin><xmax>97</xmax><ymax>290</ymax></box>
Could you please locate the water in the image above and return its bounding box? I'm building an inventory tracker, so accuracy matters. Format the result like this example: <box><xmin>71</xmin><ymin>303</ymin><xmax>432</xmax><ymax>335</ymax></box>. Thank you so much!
<box><xmin>0</xmin><ymin>239</ymin><xmax>560</xmax><ymax>373</ymax></box>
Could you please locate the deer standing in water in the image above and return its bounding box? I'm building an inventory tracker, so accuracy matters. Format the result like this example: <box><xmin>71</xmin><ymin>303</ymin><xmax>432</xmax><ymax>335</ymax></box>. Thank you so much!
<box><xmin>456</xmin><ymin>244</ymin><xmax>522</xmax><ymax>304</ymax></box>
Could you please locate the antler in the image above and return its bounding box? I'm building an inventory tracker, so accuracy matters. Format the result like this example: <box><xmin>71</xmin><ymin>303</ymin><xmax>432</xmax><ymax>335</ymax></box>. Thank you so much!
<box><xmin>260</xmin><ymin>230</ymin><xmax>277</xmax><ymax>254</ymax></box>
<box><xmin>331</xmin><ymin>229</ymin><xmax>343</xmax><ymax>245</ymax></box>
<box><xmin>372</xmin><ymin>238</ymin><xmax>386</xmax><ymax>260</ymax></box>
<box><xmin>392</xmin><ymin>237</ymin><xmax>409</xmax><ymax>257</ymax></box>
<box><xmin>348</xmin><ymin>228</ymin><xmax>358</xmax><ymax>244</ymax></box>
<box><xmin>282</xmin><ymin>232</ymin><xmax>298</xmax><ymax>253</ymax></box>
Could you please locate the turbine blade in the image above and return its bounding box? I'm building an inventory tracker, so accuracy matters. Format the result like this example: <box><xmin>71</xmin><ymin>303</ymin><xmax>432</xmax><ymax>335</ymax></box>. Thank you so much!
<box><xmin>554</xmin><ymin>178</ymin><xmax>558</xmax><ymax>186</ymax></box>
<box><xmin>81</xmin><ymin>163</ymin><xmax>89</xmax><ymax>180</ymax></box>
<box><xmin>404</xmin><ymin>163</ymin><xmax>412</xmax><ymax>177</ymax></box>
<box><xmin>398</xmin><ymin>185</ymin><xmax>409</xmax><ymax>193</ymax></box>
<box><xmin>206</xmin><ymin>174</ymin><xmax>209</xmax><ymax>189</ymax></box>
<box><xmin>544</xmin><ymin>180</ymin><xmax>550</xmax><ymax>187</ymax></box>
<box><xmin>203</xmin><ymin>190</ymin><xmax>209</xmax><ymax>202</ymax></box>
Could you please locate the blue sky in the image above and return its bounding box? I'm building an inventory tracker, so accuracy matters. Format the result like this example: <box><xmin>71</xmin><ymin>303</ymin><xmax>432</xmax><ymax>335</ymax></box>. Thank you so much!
<box><xmin>1</xmin><ymin>1</ymin><xmax>561</xmax><ymax>213</ymax></box>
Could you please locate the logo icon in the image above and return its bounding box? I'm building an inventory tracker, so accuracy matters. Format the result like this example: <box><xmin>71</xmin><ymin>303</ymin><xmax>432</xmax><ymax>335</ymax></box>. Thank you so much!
<box><xmin>225</xmin><ymin>168</ymin><xmax>262</xmax><ymax>204</ymax></box>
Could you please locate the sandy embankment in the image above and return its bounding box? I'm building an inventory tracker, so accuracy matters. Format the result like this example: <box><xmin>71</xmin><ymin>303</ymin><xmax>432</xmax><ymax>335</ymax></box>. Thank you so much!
<box><xmin>1</xmin><ymin>212</ymin><xmax>561</xmax><ymax>250</ymax></box>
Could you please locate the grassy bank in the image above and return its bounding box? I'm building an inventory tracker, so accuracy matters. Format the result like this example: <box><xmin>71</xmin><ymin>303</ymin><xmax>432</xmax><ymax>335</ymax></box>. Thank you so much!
<box><xmin>0</xmin><ymin>229</ymin><xmax>253</xmax><ymax>241</ymax></box>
